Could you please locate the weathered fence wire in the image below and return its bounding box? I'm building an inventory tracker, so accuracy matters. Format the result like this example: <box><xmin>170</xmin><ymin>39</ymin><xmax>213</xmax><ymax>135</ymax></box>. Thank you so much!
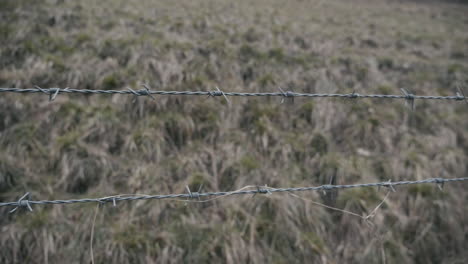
<box><xmin>0</xmin><ymin>87</ymin><xmax>467</xmax><ymax>105</ymax></box>
<box><xmin>2</xmin><ymin>177</ymin><xmax>467</xmax><ymax>213</ymax></box>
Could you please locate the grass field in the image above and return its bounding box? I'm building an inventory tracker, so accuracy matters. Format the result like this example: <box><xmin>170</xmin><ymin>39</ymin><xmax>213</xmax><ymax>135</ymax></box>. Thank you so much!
<box><xmin>1</xmin><ymin>0</ymin><xmax>468</xmax><ymax>263</ymax></box>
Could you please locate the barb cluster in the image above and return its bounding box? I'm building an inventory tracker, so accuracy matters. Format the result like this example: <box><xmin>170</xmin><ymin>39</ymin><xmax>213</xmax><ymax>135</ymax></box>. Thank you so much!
<box><xmin>1</xmin><ymin>177</ymin><xmax>466</xmax><ymax>213</ymax></box>
<box><xmin>0</xmin><ymin>87</ymin><xmax>466</xmax><ymax>105</ymax></box>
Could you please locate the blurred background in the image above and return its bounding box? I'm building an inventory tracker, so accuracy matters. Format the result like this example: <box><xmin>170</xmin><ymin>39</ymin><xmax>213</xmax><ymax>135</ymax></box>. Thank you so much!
<box><xmin>1</xmin><ymin>0</ymin><xmax>468</xmax><ymax>263</ymax></box>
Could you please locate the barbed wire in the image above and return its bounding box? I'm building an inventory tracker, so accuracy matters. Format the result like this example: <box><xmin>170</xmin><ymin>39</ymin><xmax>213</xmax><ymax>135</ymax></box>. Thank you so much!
<box><xmin>1</xmin><ymin>177</ymin><xmax>467</xmax><ymax>213</ymax></box>
<box><xmin>0</xmin><ymin>87</ymin><xmax>467</xmax><ymax>105</ymax></box>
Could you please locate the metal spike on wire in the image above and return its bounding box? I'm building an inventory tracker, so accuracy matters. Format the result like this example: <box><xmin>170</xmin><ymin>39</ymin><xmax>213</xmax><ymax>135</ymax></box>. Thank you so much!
<box><xmin>455</xmin><ymin>84</ymin><xmax>468</xmax><ymax>105</ymax></box>
<box><xmin>1</xmin><ymin>177</ymin><xmax>467</xmax><ymax>213</ymax></box>
<box><xmin>0</xmin><ymin>87</ymin><xmax>466</xmax><ymax>105</ymax></box>
<box><xmin>278</xmin><ymin>86</ymin><xmax>294</xmax><ymax>104</ymax></box>
<box><xmin>8</xmin><ymin>192</ymin><xmax>33</xmax><ymax>213</ymax></box>
<box><xmin>401</xmin><ymin>88</ymin><xmax>415</xmax><ymax>110</ymax></box>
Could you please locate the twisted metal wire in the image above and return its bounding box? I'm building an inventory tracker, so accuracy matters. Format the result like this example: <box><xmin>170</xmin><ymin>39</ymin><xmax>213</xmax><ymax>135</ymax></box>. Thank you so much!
<box><xmin>0</xmin><ymin>87</ymin><xmax>466</xmax><ymax>102</ymax></box>
<box><xmin>1</xmin><ymin>177</ymin><xmax>467</xmax><ymax>212</ymax></box>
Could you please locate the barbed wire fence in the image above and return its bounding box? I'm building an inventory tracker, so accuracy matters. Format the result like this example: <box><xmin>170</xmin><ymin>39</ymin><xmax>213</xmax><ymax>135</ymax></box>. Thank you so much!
<box><xmin>2</xmin><ymin>85</ymin><xmax>468</xmax><ymax>264</ymax></box>
<box><xmin>1</xmin><ymin>87</ymin><xmax>467</xmax><ymax>216</ymax></box>
<box><xmin>0</xmin><ymin>86</ymin><xmax>467</xmax><ymax>107</ymax></box>
<box><xmin>1</xmin><ymin>177</ymin><xmax>467</xmax><ymax>213</ymax></box>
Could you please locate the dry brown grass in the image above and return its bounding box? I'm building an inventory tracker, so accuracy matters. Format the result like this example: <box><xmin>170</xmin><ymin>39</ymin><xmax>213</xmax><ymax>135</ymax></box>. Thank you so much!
<box><xmin>1</xmin><ymin>0</ymin><xmax>468</xmax><ymax>263</ymax></box>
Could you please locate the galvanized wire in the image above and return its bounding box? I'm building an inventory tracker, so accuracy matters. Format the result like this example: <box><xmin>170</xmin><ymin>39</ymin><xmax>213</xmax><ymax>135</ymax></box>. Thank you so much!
<box><xmin>0</xmin><ymin>87</ymin><xmax>466</xmax><ymax>103</ymax></box>
<box><xmin>1</xmin><ymin>177</ymin><xmax>467</xmax><ymax>212</ymax></box>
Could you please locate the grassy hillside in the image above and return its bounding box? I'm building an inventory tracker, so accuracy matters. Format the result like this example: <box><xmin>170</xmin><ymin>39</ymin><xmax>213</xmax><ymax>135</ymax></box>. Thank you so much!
<box><xmin>1</xmin><ymin>0</ymin><xmax>468</xmax><ymax>263</ymax></box>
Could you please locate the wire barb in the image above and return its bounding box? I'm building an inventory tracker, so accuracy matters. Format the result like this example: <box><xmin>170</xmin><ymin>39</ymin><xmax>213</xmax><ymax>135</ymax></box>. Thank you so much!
<box><xmin>278</xmin><ymin>86</ymin><xmax>294</xmax><ymax>104</ymax></box>
<box><xmin>207</xmin><ymin>86</ymin><xmax>230</xmax><ymax>104</ymax></box>
<box><xmin>382</xmin><ymin>179</ymin><xmax>396</xmax><ymax>192</ymax></box>
<box><xmin>255</xmin><ymin>185</ymin><xmax>271</xmax><ymax>196</ymax></box>
<box><xmin>50</xmin><ymin>88</ymin><xmax>60</xmax><ymax>101</ymax></box>
<box><xmin>434</xmin><ymin>178</ymin><xmax>445</xmax><ymax>191</ymax></box>
<box><xmin>128</xmin><ymin>86</ymin><xmax>156</xmax><ymax>102</ymax></box>
<box><xmin>186</xmin><ymin>186</ymin><xmax>200</xmax><ymax>200</ymax></box>
<box><xmin>455</xmin><ymin>85</ymin><xmax>468</xmax><ymax>105</ymax></box>
<box><xmin>401</xmin><ymin>88</ymin><xmax>415</xmax><ymax>110</ymax></box>
<box><xmin>348</xmin><ymin>91</ymin><xmax>360</xmax><ymax>99</ymax></box>
<box><xmin>320</xmin><ymin>185</ymin><xmax>334</xmax><ymax>195</ymax></box>
<box><xmin>9</xmin><ymin>192</ymin><xmax>33</xmax><ymax>213</ymax></box>
<box><xmin>140</xmin><ymin>84</ymin><xmax>156</xmax><ymax>100</ymax></box>
<box><xmin>34</xmin><ymin>85</ymin><xmax>51</xmax><ymax>101</ymax></box>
